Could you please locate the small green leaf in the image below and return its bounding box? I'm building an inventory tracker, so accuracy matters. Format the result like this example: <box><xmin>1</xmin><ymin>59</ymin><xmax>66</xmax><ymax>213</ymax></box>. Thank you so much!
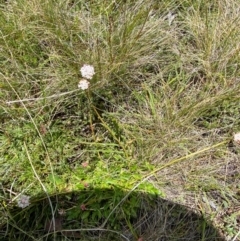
<box><xmin>81</xmin><ymin>211</ymin><xmax>90</xmax><ymax>220</ymax></box>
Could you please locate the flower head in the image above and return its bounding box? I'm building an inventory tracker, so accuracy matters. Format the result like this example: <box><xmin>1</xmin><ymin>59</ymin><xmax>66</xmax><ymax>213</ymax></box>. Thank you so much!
<box><xmin>58</xmin><ymin>209</ymin><xmax>66</xmax><ymax>216</ymax></box>
<box><xmin>17</xmin><ymin>194</ymin><xmax>30</xmax><ymax>208</ymax></box>
<box><xmin>78</xmin><ymin>79</ymin><xmax>89</xmax><ymax>90</ymax></box>
<box><xmin>80</xmin><ymin>204</ymin><xmax>87</xmax><ymax>211</ymax></box>
<box><xmin>81</xmin><ymin>161</ymin><xmax>89</xmax><ymax>168</ymax></box>
<box><xmin>234</xmin><ymin>132</ymin><xmax>240</xmax><ymax>145</ymax></box>
<box><xmin>80</xmin><ymin>64</ymin><xmax>95</xmax><ymax>80</ymax></box>
<box><xmin>83</xmin><ymin>182</ymin><xmax>89</xmax><ymax>188</ymax></box>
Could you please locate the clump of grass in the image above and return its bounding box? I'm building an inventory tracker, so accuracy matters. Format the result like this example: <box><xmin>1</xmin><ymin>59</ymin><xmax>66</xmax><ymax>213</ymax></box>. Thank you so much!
<box><xmin>178</xmin><ymin>0</ymin><xmax>240</xmax><ymax>84</ymax></box>
<box><xmin>0</xmin><ymin>0</ymin><xmax>240</xmax><ymax>240</ymax></box>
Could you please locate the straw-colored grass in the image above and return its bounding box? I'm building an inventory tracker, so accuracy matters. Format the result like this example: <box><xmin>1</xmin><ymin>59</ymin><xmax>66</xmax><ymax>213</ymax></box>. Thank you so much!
<box><xmin>0</xmin><ymin>0</ymin><xmax>240</xmax><ymax>240</ymax></box>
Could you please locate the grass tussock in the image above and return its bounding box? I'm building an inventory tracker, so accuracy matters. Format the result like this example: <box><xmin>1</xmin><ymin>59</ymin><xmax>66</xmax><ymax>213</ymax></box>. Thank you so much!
<box><xmin>0</xmin><ymin>0</ymin><xmax>240</xmax><ymax>240</ymax></box>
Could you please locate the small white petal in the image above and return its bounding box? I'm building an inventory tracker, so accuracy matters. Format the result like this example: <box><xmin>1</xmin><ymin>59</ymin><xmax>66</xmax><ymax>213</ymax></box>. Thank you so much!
<box><xmin>80</xmin><ymin>64</ymin><xmax>95</xmax><ymax>80</ymax></box>
<box><xmin>17</xmin><ymin>194</ymin><xmax>30</xmax><ymax>208</ymax></box>
<box><xmin>78</xmin><ymin>79</ymin><xmax>89</xmax><ymax>90</ymax></box>
<box><xmin>234</xmin><ymin>132</ymin><xmax>240</xmax><ymax>144</ymax></box>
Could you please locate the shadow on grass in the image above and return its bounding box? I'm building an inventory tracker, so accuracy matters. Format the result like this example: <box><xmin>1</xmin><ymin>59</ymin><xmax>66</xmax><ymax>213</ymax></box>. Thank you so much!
<box><xmin>0</xmin><ymin>187</ymin><xmax>224</xmax><ymax>241</ymax></box>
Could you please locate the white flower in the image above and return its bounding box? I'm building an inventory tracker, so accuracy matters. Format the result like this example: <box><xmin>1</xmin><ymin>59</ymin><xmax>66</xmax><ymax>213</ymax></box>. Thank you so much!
<box><xmin>234</xmin><ymin>132</ymin><xmax>240</xmax><ymax>145</ymax></box>
<box><xmin>80</xmin><ymin>64</ymin><xmax>95</xmax><ymax>80</ymax></box>
<box><xmin>17</xmin><ymin>194</ymin><xmax>30</xmax><ymax>208</ymax></box>
<box><xmin>78</xmin><ymin>79</ymin><xmax>89</xmax><ymax>90</ymax></box>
